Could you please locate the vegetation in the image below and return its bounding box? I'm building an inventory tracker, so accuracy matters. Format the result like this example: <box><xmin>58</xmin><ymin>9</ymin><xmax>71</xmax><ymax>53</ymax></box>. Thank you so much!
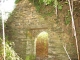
<box><xmin>37</xmin><ymin>31</ymin><xmax>48</xmax><ymax>44</ymax></box>
<box><xmin>0</xmin><ymin>38</ymin><xmax>3</xmax><ymax>59</ymax></box>
<box><xmin>6</xmin><ymin>40</ymin><xmax>23</xmax><ymax>60</ymax></box>
<box><xmin>65</xmin><ymin>10</ymin><xmax>71</xmax><ymax>25</ymax></box>
<box><xmin>29</xmin><ymin>0</ymin><xmax>71</xmax><ymax>25</ymax></box>
<box><xmin>0</xmin><ymin>0</ymin><xmax>80</xmax><ymax>60</ymax></box>
<box><xmin>25</xmin><ymin>54</ymin><xmax>35</xmax><ymax>60</ymax></box>
<box><xmin>0</xmin><ymin>17</ymin><xmax>2</xmax><ymax>31</ymax></box>
<box><xmin>15</xmin><ymin>0</ymin><xmax>22</xmax><ymax>4</ymax></box>
<box><xmin>0</xmin><ymin>38</ymin><xmax>23</xmax><ymax>60</ymax></box>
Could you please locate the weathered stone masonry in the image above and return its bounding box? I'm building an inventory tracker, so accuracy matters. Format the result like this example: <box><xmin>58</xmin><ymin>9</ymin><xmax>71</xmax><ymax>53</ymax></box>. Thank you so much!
<box><xmin>6</xmin><ymin>0</ymin><xmax>78</xmax><ymax>60</ymax></box>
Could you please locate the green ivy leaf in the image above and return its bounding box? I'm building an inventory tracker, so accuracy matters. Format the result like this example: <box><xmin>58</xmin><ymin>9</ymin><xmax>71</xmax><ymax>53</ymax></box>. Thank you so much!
<box><xmin>54</xmin><ymin>0</ymin><xmax>58</xmax><ymax>8</ymax></box>
<box><xmin>58</xmin><ymin>5</ymin><xmax>63</xmax><ymax>10</ymax></box>
<box><xmin>43</xmin><ymin>0</ymin><xmax>52</xmax><ymax>5</ymax></box>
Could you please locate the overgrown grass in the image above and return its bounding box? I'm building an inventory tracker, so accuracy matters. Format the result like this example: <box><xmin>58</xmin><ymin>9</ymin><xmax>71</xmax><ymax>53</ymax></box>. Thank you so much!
<box><xmin>25</xmin><ymin>54</ymin><xmax>36</xmax><ymax>60</ymax></box>
<box><xmin>6</xmin><ymin>40</ymin><xmax>23</xmax><ymax>60</ymax></box>
<box><xmin>0</xmin><ymin>37</ymin><xmax>23</xmax><ymax>60</ymax></box>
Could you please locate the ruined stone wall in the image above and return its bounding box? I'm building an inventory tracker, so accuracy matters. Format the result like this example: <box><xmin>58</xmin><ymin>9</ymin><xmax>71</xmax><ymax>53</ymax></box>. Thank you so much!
<box><xmin>6</xmin><ymin>0</ymin><xmax>78</xmax><ymax>60</ymax></box>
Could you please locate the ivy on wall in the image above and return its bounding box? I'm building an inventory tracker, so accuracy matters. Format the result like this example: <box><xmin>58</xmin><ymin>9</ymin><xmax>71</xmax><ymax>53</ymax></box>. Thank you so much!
<box><xmin>15</xmin><ymin>0</ymin><xmax>22</xmax><ymax>4</ymax></box>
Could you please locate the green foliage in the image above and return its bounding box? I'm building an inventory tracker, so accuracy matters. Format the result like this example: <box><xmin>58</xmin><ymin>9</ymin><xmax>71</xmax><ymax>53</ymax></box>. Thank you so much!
<box><xmin>0</xmin><ymin>38</ymin><xmax>2</xmax><ymax>44</ymax></box>
<box><xmin>0</xmin><ymin>37</ymin><xmax>22</xmax><ymax>60</ymax></box>
<box><xmin>0</xmin><ymin>38</ymin><xmax>3</xmax><ymax>56</ymax></box>
<box><xmin>6</xmin><ymin>41</ymin><xmax>23</xmax><ymax>60</ymax></box>
<box><xmin>53</xmin><ymin>0</ymin><xmax>58</xmax><ymax>7</ymax></box>
<box><xmin>0</xmin><ymin>17</ymin><xmax>2</xmax><ymax>31</ymax></box>
<box><xmin>65</xmin><ymin>1</ymin><xmax>68</xmax><ymax>4</ymax></box>
<box><xmin>39</xmin><ymin>0</ymin><xmax>43</xmax><ymax>4</ymax></box>
<box><xmin>65</xmin><ymin>10</ymin><xmax>71</xmax><ymax>25</ymax></box>
<box><xmin>25</xmin><ymin>54</ymin><xmax>35</xmax><ymax>60</ymax></box>
<box><xmin>30</xmin><ymin>0</ymin><xmax>41</xmax><ymax>11</ymax></box>
<box><xmin>36</xmin><ymin>5</ymin><xmax>41</xmax><ymax>12</ymax></box>
<box><xmin>39</xmin><ymin>0</ymin><xmax>58</xmax><ymax>6</ymax></box>
<box><xmin>37</xmin><ymin>31</ymin><xmax>48</xmax><ymax>48</ymax></box>
<box><xmin>25</xmin><ymin>56</ymin><xmax>30</xmax><ymax>60</ymax></box>
<box><xmin>65</xmin><ymin>16</ymin><xmax>70</xmax><ymax>25</ymax></box>
<box><xmin>0</xmin><ymin>17</ymin><xmax>1</xmax><ymax>23</ymax></box>
<box><xmin>15</xmin><ymin>0</ymin><xmax>21</xmax><ymax>4</ymax></box>
<box><xmin>58</xmin><ymin>3</ymin><xmax>63</xmax><ymax>10</ymax></box>
<box><xmin>42</xmin><ymin>0</ymin><xmax>53</xmax><ymax>5</ymax></box>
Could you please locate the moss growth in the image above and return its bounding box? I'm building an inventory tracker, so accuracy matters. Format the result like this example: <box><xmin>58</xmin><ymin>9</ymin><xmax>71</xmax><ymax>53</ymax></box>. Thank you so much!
<box><xmin>64</xmin><ymin>10</ymin><xmax>71</xmax><ymax>25</ymax></box>
<box><xmin>37</xmin><ymin>31</ymin><xmax>48</xmax><ymax>44</ymax></box>
<box><xmin>36</xmin><ymin>31</ymin><xmax>48</xmax><ymax>58</ymax></box>
<box><xmin>25</xmin><ymin>54</ymin><xmax>36</xmax><ymax>60</ymax></box>
<box><xmin>37</xmin><ymin>31</ymin><xmax>48</xmax><ymax>48</ymax></box>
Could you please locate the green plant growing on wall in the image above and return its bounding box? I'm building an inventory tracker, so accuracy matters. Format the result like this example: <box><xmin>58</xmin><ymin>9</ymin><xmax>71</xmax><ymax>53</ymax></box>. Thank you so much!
<box><xmin>0</xmin><ymin>17</ymin><xmax>2</xmax><ymax>31</ymax></box>
<box><xmin>65</xmin><ymin>10</ymin><xmax>71</xmax><ymax>25</ymax></box>
<box><xmin>58</xmin><ymin>3</ymin><xmax>63</xmax><ymax>10</ymax></box>
<box><xmin>42</xmin><ymin>0</ymin><xmax>53</xmax><ymax>5</ymax></box>
<box><xmin>37</xmin><ymin>31</ymin><xmax>48</xmax><ymax>48</ymax></box>
<box><xmin>65</xmin><ymin>16</ymin><xmax>70</xmax><ymax>25</ymax></box>
<box><xmin>65</xmin><ymin>1</ymin><xmax>68</xmax><ymax>4</ymax></box>
<box><xmin>0</xmin><ymin>38</ymin><xmax>3</xmax><ymax>58</ymax></box>
<box><xmin>15</xmin><ymin>0</ymin><xmax>22</xmax><ymax>4</ymax></box>
<box><xmin>6</xmin><ymin>41</ymin><xmax>23</xmax><ymax>60</ymax></box>
<box><xmin>25</xmin><ymin>54</ymin><xmax>35</xmax><ymax>60</ymax></box>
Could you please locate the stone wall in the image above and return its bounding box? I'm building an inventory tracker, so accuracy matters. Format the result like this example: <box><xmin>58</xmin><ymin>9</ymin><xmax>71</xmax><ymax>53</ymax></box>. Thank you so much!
<box><xmin>6</xmin><ymin>0</ymin><xmax>78</xmax><ymax>60</ymax></box>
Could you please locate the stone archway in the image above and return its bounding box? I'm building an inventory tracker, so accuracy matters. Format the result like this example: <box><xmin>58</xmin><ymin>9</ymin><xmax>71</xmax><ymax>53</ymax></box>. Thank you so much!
<box><xmin>6</xmin><ymin>0</ymin><xmax>78</xmax><ymax>60</ymax></box>
<box><xmin>35</xmin><ymin>31</ymin><xmax>48</xmax><ymax>59</ymax></box>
